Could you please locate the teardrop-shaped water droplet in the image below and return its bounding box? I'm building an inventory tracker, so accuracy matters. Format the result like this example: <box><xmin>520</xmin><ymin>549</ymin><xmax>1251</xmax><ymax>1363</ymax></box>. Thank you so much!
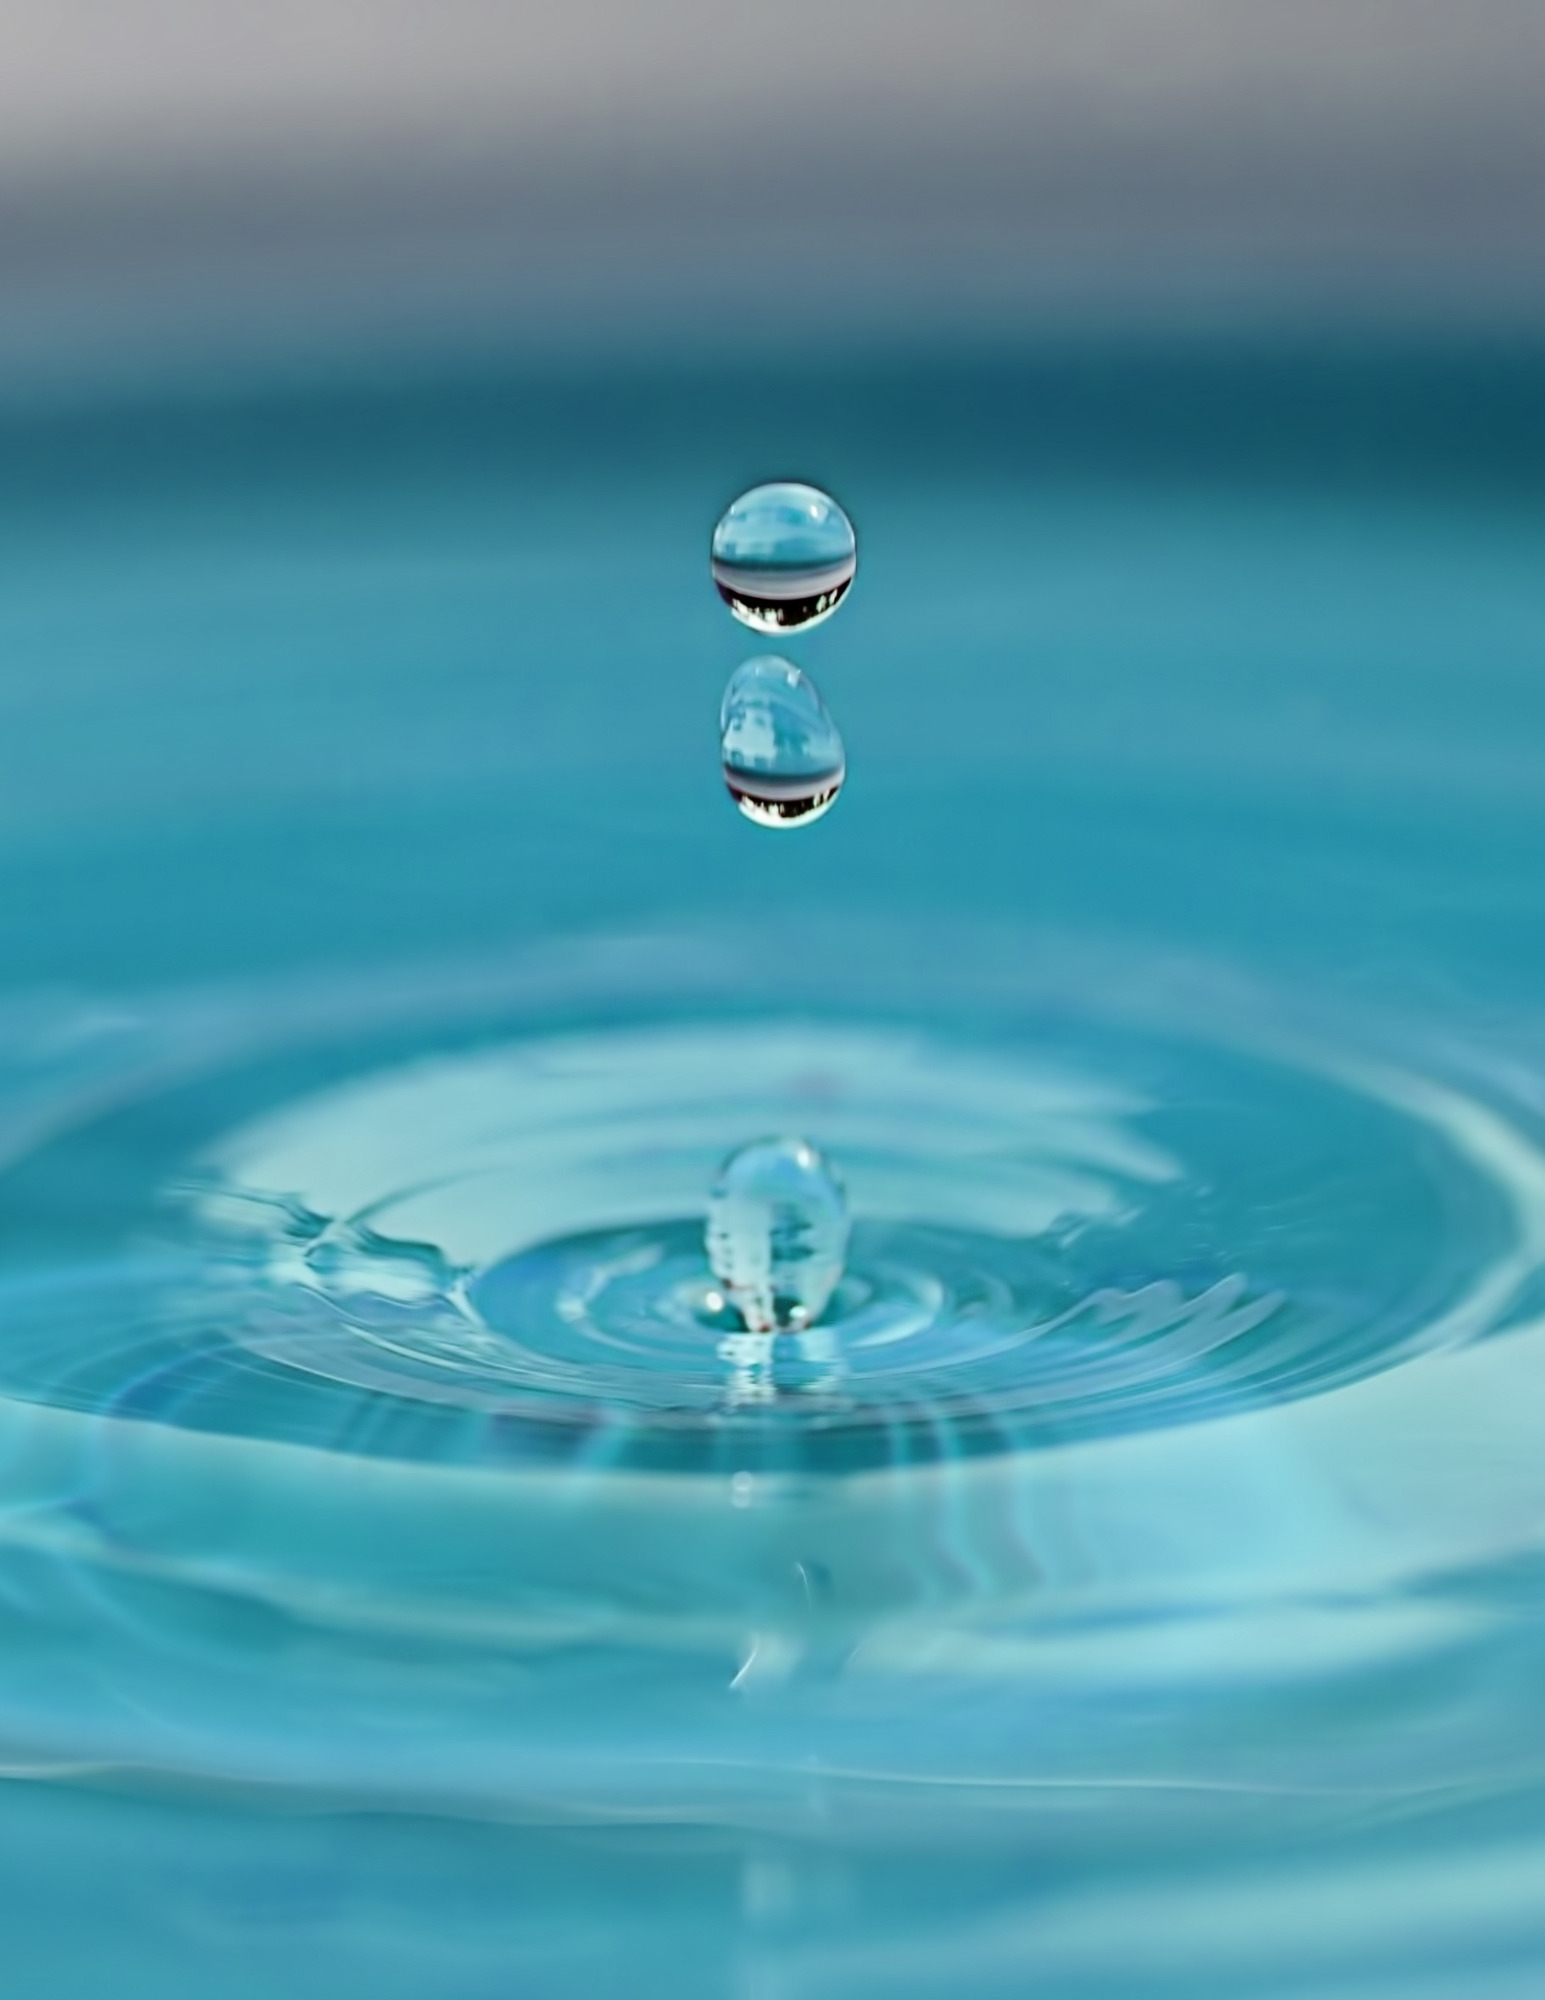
<box><xmin>706</xmin><ymin>1137</ymin><xmax>849</xmax><ymax>1335</ymax></box>
<box><xmin>719</xmin><ymin>657</ymin><xmax>846</xmax><ymax>829</ymax></box>
<box><xmin>710</xmin><ymin>481</ymin><xmax>857</xmax><ymax>633</ymax></box>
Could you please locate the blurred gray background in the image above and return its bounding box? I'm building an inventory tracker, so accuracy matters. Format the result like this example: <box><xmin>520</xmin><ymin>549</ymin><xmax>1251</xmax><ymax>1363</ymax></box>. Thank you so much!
<box><xmin>3</xmin><ymin>0</ymin><xmax>1544</xmax><ymax>386</ymax></box>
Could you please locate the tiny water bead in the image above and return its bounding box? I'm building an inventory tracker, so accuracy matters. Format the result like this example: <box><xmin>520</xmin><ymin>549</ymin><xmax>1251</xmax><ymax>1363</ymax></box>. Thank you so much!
<box><xmin>705</xmin><ymin>1136</ymin><xmax>850</xmax><ymax>1335</ymax></box>
<box><xmin>719</xmin><ymin>657</ymin><xmax>846</xmax><ymax>827</ymax></box>
<box><xmin>710</xmin><ymin>481</ymin><xmax>857</xmax><ymax>632</ymax></box>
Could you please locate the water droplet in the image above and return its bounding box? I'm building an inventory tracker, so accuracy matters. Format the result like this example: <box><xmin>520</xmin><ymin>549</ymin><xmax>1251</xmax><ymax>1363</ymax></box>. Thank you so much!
<box><xmin>720</xmin><ymin>657</ymin><xmax>846</xmax><ymax>829</ymax></box>
<box><xmin>706</xmin><ymin>1137</ymin><xmax>850</xmax><ymax>1335</ymax></box>
<box><xmin>710</xmin><ymin>481</ymin><xmax>857</xmax><ymax>632</ymax></box>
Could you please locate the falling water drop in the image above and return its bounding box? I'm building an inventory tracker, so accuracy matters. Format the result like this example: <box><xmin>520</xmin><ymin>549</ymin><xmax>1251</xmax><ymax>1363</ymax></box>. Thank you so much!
<box><xmin>720</xmin><ymin>657</ymin><xmax>846</xmax><ymax>828</ymax></box>
<box><xmin>710</xmin><ymin>482</ymin><xmax>857</xmax><ymax>632</ymax></box>
<box><xmin>706</xmin><ymin>1136</ymin><xmax>850</xmax><ymax>1335</ymax></box>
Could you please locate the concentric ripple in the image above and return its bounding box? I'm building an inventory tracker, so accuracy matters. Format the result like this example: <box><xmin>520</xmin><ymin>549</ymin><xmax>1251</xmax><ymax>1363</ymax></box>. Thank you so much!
<box><xmin>125</xmin><ymin>1013</ymin><xmax>1525</xmax><ymax>1471</ymax></box>
<box><xmin>2</xmin><ymin>932</ymin><xmax>1545</xmax><ymax>1825</ymax></box>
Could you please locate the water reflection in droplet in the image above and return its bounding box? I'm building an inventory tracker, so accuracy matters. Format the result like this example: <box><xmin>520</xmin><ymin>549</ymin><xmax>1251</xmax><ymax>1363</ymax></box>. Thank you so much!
<box><xmin>720</xmin><ymin>657</ymin><xmax>846</xmax><ymax>828</ymax></box>
<box><xmin>710</xmin><ymin>481</ymin><xmax>857</xmax><ymax>632</ymax></box>
<box><xmin>705</xmin><ymin>1136</ymin><xmax>850</xmax><ymax>1336</ymax></box>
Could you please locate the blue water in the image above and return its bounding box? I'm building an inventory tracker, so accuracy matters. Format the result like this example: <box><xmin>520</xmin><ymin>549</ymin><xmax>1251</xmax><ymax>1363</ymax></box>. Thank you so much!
<box><xmin>3</xmin><ymin>337</ymin><xmax>1545</xmax><ymax>1994</ymax></box>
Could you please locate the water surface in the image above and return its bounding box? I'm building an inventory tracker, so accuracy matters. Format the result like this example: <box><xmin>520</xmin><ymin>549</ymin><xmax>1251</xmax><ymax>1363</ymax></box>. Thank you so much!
<box><xmin>1</xmin><ymin>337</ymin><xmax>1545</xmax><ymax>1995</ymax></box>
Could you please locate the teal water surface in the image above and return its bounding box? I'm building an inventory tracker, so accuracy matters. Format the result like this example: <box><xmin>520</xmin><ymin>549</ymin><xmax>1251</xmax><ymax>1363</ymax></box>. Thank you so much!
<box><xmin>2</xmin><ymin>338</ymin><xmax>1545</xmax><ymax>1995</ymax></box>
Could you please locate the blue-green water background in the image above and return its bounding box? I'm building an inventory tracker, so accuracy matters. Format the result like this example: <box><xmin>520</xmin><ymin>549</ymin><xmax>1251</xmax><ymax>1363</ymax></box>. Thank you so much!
<box><xmin>3</xmin><ymin>335</ymin><xmax>1545</xmax><ymax>1994</ymax></box>
<box><xmin>4</xmin><ymin>337</ymin><xmax>1542</xmax><ymax>1004</ymax></box>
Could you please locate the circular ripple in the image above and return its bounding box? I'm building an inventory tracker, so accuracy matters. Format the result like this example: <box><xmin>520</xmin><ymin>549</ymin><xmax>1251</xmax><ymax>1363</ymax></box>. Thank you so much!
<box><xmin>1</xmin><ymin>936</ymin><xmax>1545</xmax><ymax>1822</ymax></box>
<box><xmin>184</xmin><ymin>1012</ymin><xmax>1545</xmax><ymax>1460</ymax></box>
<box><xmin>0</xmin><ymin>989</ymin><xmax>1537</xmax><ymax>1473</ymax></box>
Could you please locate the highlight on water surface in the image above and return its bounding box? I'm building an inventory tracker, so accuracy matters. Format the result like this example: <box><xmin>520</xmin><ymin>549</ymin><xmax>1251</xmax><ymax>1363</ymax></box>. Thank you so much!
<box><xmin>719</xmin><ymin>656</ymin><xmax>846</xmax><ymax>827</ymax></box>
<box><xmin>710</xmin><ymin>480</ymin><xmax>857</xmax><ymax>632</ymax></box>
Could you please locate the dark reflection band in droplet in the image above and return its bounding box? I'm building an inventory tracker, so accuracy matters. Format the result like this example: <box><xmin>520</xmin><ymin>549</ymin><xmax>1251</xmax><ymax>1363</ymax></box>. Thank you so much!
<box><xmin>711</xmin><ymin>570</ymin><xmax>854</xmax><ymax>633</ymax></box>
<box><xmin>722</xmin><ymin>771</ymin><xmax>845</xmax><ymax>826</ymax></box>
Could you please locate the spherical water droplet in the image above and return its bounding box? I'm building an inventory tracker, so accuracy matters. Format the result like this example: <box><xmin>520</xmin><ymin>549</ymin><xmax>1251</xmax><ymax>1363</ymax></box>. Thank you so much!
<box><xmin>720</xmin><ymin>657</ymin><xmax>846</xmax><ymax>829</ymax></box>
<box><xmin>706</xmin><ymin>1137</ymin><xmax>850</xmax><ymax>1335</ymax></box>
<box><xmin>710</xmin><ymin>481</ymin><xmax>857</xmax><ymax>633</ymax></box>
